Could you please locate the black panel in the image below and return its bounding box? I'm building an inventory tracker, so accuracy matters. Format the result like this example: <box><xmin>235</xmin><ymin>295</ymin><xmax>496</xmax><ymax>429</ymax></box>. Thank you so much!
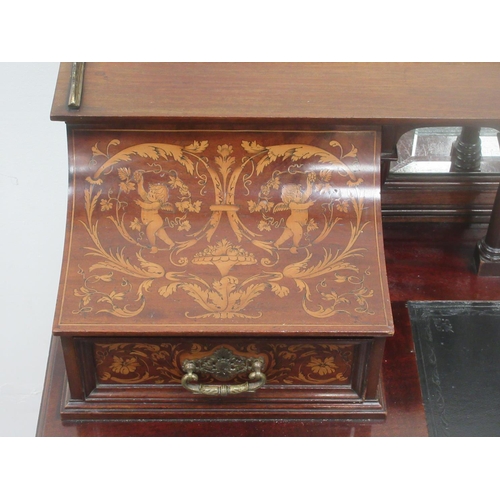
<box><xmin>409</xmin><ymin>301</ymin><xmax>500</xmax><ymax>437</ymax></box>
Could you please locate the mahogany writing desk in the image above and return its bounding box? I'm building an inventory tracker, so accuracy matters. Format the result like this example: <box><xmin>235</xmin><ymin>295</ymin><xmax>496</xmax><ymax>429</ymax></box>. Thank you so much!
<box><xmin>38</xmin><ymin>63</ymin><xmax>500</xmax><ymax>435</ymax></box>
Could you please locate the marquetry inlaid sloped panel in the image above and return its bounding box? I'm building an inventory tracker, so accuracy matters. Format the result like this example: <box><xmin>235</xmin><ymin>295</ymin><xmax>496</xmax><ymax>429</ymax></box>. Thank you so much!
<box><xmin>55</xmin><ymin>129</ymin><xmax>391</xmax><ymax>335</ymax></box>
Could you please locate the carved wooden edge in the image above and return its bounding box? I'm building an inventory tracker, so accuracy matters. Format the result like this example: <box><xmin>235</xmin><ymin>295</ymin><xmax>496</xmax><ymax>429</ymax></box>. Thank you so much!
<box><xmin>382</xmin><ymin>172</ymin><xmax>500</xmax><ymax>223</ymax></box>
<box><xmin>59</xmin><ymin>378</ymin><xmax>387</xmax><ymax>421</ymax></box>
<box><xmin>36</xmin><ymin>337</ymin><xmax>59</xmax><ymax>437</ymax></box>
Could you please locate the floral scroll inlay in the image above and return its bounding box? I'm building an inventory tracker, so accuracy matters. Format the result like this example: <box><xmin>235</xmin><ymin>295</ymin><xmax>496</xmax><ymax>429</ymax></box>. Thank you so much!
<box><xmin>94</xmin><ymin>342</ymin><xmax>354</xmax><ymax>385</ymax></box>
<box><xmin>307</xmin><ymin>357</ymin><xmax>338</xmax><ymax>376</ymax></box>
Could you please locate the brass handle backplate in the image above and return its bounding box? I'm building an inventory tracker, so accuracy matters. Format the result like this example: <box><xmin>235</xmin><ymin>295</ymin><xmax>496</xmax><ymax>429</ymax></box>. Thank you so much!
<box><xmin>181</xmin><ymin>347</ymin><xmax>266</xmax><ymax>396</ymax></box>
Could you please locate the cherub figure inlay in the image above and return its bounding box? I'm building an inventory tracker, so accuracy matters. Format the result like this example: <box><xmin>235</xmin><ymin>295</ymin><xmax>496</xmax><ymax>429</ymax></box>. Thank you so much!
<box><xmin>273</xmin><ymin>172</ymin><xmax>316</xmax><ymax>253</ymax></box>
<box><xmin>134</xmin><ymin>171</ymin><xmax>175</xmax><ymax>253</ymax></box>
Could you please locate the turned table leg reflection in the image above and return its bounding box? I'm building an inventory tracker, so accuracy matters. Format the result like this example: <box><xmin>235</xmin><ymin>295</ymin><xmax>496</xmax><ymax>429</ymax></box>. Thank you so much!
<box><xmin>450</xmin><ymin>126</ymin><xmax>482</xmax><ymax>172</ymax></box>
<box><xmin>473</xmin><ymin>133</ymin><xmax>500</xmax><ymax>276</ymax></box>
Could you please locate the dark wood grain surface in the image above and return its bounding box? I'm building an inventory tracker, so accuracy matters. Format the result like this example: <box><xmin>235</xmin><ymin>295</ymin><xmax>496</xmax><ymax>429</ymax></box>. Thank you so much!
<box><xmin>38</xmin><ymin>222</ymin><xmax>500</xmax><ymax>436</ymax></box>
<box><xmin>51</xmin><ymin>63</ymin><xmax>500</xmax><ymax>127</ymax></box>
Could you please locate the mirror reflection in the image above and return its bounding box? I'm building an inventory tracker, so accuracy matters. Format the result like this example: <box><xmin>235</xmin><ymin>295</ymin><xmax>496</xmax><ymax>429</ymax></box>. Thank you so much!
<box><xmin>391</xmin><ymin>127</ymin><xmax>500</xmax><ymax>174</ymax></box>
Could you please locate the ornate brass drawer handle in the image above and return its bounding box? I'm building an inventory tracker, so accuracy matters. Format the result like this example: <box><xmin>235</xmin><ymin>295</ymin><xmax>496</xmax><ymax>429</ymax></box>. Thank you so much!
<box><xmin>181</xmin><ymin>347</ymin><xmax>266</xmax><ymax>396</ymax></box>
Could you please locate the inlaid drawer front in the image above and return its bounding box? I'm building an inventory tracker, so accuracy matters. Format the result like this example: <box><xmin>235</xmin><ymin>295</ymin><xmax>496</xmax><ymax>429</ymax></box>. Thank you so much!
<box><xmin>94</xmin><ymin>340</ymin><xmax>355</xmax><ymax>387</ymax></box>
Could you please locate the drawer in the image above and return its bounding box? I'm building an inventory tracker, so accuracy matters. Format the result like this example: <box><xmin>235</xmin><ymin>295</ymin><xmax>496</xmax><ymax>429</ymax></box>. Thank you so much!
<box><xmin>60</xmin><ymin>336</ymin><xmax>387</xmax><ymax>419</ymax></box>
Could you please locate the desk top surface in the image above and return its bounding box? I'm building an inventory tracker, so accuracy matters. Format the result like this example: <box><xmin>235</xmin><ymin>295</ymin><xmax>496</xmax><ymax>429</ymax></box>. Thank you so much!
<box><xmin>51</xmin><ymin>62</ymin><xmax>500</xmax><ymax>127</ymax></box>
